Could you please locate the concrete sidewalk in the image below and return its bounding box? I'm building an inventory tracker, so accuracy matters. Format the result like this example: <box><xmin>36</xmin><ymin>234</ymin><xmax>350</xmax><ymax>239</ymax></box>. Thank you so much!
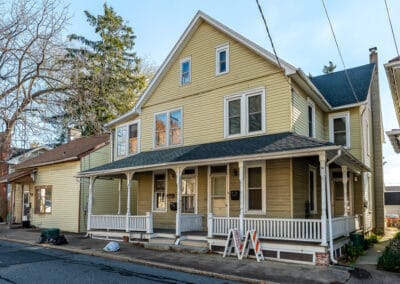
<box><xmin>0</xmin><ymin>225</ymin><xmax>398</xmax><ymax>284</ymax></box>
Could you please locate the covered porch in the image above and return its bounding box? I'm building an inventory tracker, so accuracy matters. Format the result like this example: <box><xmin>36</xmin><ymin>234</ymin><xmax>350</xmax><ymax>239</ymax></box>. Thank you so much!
<box><xmin>79</xmin><ymin>132</ymin><xmax>368</xmax><ymax>264</ymax></box>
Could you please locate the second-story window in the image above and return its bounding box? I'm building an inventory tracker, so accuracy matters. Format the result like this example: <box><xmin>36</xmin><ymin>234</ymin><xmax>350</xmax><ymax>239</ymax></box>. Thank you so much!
<box><xmin>225</xmin><ymin>88</ymin><xmax>265</xmax><ymax>138</ymax></box>
<box><xmin>180</xmin><ymin>57</ymin><xmax>191</xmax><ymax>85</ymax></box>
<box><xmin>155</xmin><ymin>108</ymin><xmax>182</xmax><ymax>148</ymax></box>
<box><xmin>216</xmin><ymin>44</ymin><xmax>229</xmax><ymax>75</ymax></box>
<box><xmin>329</xmin><ymin>112</ymin><xmax>350</xmax><ymax>148</ymax></box>
<box><xmin>115</xmin><ymin>121</ymin><xmax>140</xmax><ymax>159</ymax></box>
<box><xmin>307</xmin><ymin>98</ymin><xmax>315</xmax><ymax>138</ymax></box>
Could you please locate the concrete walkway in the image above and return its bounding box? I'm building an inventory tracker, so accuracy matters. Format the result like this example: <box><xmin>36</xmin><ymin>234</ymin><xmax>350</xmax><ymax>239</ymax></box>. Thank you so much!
<box><xmin>0</xmin><ymin>225</ymin><xmax>399</xmax><ymax>283</ymax></box>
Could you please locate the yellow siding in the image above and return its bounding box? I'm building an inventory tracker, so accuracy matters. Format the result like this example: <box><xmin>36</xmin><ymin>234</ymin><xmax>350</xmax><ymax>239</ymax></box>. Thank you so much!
<box><xmin>135</xmin><ymin>21</ymin><xmax>291</xmax><ymax>151</ymax></box>
<box><xmin>13</xmin><ymin>184</ymin><xmax>23</xmax><ymax>223</ymax></box>
<box><xmin>30</xmin><ymin>161</ymin><xmax>81</xmax><ymax>232</ymax></box>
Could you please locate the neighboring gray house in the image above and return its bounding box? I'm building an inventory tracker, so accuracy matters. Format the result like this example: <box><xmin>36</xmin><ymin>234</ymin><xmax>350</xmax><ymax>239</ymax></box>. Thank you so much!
<box><xmin>385</xmin><ymin>186</ymin><xmax>400</xmax><ymax>217</ymax></box>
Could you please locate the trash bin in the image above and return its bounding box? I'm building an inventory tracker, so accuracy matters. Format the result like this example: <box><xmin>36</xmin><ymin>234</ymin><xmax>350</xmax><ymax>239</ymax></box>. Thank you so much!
<box><xmin>41</xmin><ymin>228</ymin><xmax>60</xmax><ymax>241</ymax></box>
<box><xmin>350</xmin><ymin>233</ymin><xmax>364</xmax><ymax>247</ymax></box>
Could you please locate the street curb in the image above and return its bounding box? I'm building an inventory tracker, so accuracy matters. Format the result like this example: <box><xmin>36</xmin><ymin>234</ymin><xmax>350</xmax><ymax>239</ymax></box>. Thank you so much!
<box><xmin>0</xmin><ymin>237</ymin><xmax>270</xmax><ymax>284</ymax></box>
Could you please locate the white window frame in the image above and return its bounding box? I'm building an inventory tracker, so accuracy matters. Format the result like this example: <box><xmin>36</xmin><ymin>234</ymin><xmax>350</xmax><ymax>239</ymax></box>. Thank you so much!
<box><xmin>152</xmin><ymin>170</ymin><xmax>168</xmax><ymax>213</ymax></box>
<box><xmin>329</xmin><ymin>111</ymin><xmax>350</xmax><ymax>148</ymax></box>
<box><xmin>180</xmin><ymin>56</ymin><xmax>191</xmax><ymax>85</ymax></box>
<box><xmin>308</xmin><ymin>165</ymin><xmax>317</xmax><ymax>214</ymax></box>
<box><xmin>215</xmin><ymin>43</ymin><xmax>229</xmax><ymax>76</ymax></box>
<box><xmin>114</xmin><ymin>119</ymin><xmax>141</xmax><ymax>159</ymax></box>
<box><xmin>245</xmin><ymin>162</ymin><xmax>266</xmax><ymax>214</ymax></box>
<box><xmin>224</xmin><ymin>88</ymin><xmax>266</xmax><ymax>138</ymax></box>
<box><xmin>181</xmin><ymin>167</ymin><xmax>198</xmax><ymax>214</ymax></box>
<box><xmin>307</xmin><ymin>98</ymin><xmax>316</xmax><ymax>138</ymax></box>
<box><xmin>153</xmin><ymin>107</ymin><xmax>183</xmax><ymax>148</ymax></box>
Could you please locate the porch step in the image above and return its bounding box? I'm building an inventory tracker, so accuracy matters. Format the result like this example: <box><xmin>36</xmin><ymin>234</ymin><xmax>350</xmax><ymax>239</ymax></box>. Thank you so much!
<box><xmin>148</xmin><ymin>237</ymin><xmax>176</xmax><ymax>245</ymax></box>
<box><xmin>179</xmin><ymin>239</ymin><xmax>209</xmax><ymax>248</ymax></box>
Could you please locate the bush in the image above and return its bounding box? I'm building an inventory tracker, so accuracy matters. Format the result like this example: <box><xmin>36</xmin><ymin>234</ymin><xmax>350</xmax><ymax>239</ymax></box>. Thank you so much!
<box><xmin>394</xmin><ymin>232</ymin><xmax>400</xmax><ymax>241</ymax></box>
<box><xmin>378</xmin><ymin>239</ymin><xmax>400</xmax><ymax>272</ymax></box>
<box><xmin>374</xmin><ymin>228</ymin><xmax>384</xmax><ymax>236</ymax></box>
<box><xmin>369</xmin><ymin>233</ymin><xmax>378</xmax><ymax>244</ymax></box>
<box><xmin>346</xmin><ymin>244</ymin><xmax>364</xmax><ymax>261</ymax></box>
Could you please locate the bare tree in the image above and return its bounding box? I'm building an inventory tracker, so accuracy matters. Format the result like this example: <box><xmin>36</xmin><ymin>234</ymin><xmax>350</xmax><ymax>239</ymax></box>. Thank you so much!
<box><xmin>0</xmin><ymin>0</ymin><xmax>70</xmax><ymax>159</ymax></box>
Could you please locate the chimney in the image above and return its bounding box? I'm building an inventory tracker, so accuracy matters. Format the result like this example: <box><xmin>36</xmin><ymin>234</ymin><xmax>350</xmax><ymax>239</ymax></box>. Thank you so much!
<box><xmin>369</xmin><ymin>47</ymin><xmax>378</xmax><ymax>64</ymax></box>
<box><xmin>67</xmin><ymin>128</ymin><xmax>82</xmax><ymax>142</ymax></box>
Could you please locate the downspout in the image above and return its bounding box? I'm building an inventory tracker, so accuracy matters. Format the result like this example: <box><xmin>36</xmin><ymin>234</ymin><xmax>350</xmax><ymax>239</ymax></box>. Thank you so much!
<box><xmin>326</xmin><ymin>149</ymin><xmax>342</xmax><ymax>264</ymax></box>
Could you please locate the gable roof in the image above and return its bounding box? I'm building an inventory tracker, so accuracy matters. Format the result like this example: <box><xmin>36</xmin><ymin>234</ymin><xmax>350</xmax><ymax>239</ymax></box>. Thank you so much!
<box><xmin>106</xmin><ymin>11</ymin><xmax>298</xmax><ymax>128</ymax></box>
<box><xmin>15</xmin><ymin>134</ymin><xmax>109</xmax><ymax>170</ymax></box>
<box><xmin>79</xmin><ymin>132</ymin><xmax>360</xmax><ymax>177</ymax></box>
<box><xmin>310</xmin><ymin>63</ymin><xmax>375</xmax><ymax>108</ymax></box>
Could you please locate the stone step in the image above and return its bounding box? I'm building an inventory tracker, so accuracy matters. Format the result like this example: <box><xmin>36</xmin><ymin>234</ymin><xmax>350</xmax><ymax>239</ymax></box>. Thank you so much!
<box><xmin>179</xmin><ymin>239</ymin><xmax>209</xmax><ymax>248</ymax></box>
<box><xmin>148</xmin><ymin>237</ymin><xmax>176</xmax><ymax>245</ymax></box>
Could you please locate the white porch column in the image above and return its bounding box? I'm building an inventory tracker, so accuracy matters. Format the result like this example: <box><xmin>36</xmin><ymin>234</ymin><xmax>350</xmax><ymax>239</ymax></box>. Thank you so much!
<box><xmin>146</xmin><ymin>212</ymin><xmax>153</xmax><ymax>234</ymax></box>
<box><xmin>319</xmin><ymin>153</ymin><xmax>328</xmax><ymax>246</ymax></box>
<box><xmin>175</xmin><ymin>167</ymin><xmax>183</xmax><ymax>236</ymax></box>
<box><xmin>349</xmin><ymin>172</ymin><xmax>354</xmax><ymax>216</ymax></box>
<box><xmin>342</xmin><ymin>166</ymin><xmax>349</xmax><ymax>235</ymax></box>
<box><xmin>238</xmin><ymin>161</ymin><xmax>244</xmax><ymax>237</ymax></box>
<box><xmin>9</xmin><ymin>185</ymin><xmax>15</xmax><ymax>228</ymax></box>
<box><xmin>207</xmin><ymin>213</ymin><xmax>213</xmax><ymax>238</ymax></box>
<box><xmin>125</xmin><ymin>172</ymin><xmax>134</xmax><ymax>232</ymax></box>
<box><xmin>87</xmin><ymin>176</ymin><xmax>96</xmax><ymax>232</ymax></box>
<box><xmin>117</xmin><ymin>178</ymin><xmax>122</xmax><ymax>215</ymax></box>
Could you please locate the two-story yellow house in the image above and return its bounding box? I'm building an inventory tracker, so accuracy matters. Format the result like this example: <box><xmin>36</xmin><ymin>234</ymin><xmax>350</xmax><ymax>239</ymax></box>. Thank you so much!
<box><xmin>78</xmin><ymin>11</ymin><xmax>384</xmax><ymax>265</ymax></box>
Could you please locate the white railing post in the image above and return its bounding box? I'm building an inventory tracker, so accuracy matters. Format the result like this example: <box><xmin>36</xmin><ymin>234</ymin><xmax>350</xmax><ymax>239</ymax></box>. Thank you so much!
<box><xmin>146</xmin><ymin>212</ymin><xmax>153</xmax><ymax>234</ymax></box>
<box><xmin>208</xmin><ymin>213</ymin><xmax>213</xmax><ymax>238</ymax></box>
<box><xmin>238</xmin><ymin>161</ymin><xmax>244</xmax><ymax>238</ymax></box>
<box><xmin>319</xmin><ymin>153</ymin><xmax>328</xmax><ymax>246</ymax></box>
<box><xmin>342</xmin><ymin>166</ymin><xmax>349</xmax><ymax>236</ymax></box>
<box><xmin>175</xmin><ymin>167</ymin><xmax>182</xmax><ymax>236</ymax></box>
<box><xmin>87</xmin><ymin>176</ymin><xmax>96</xmax><ymax>232</ymax></box>
<box><xmin>125</xmin><ymin>172</ymin><xmax>134</xmax><ymax>232</ymax></box>
<box><xmin>118</xmin><ymin>178</ymin><xmax>122</xmax><ymax>215</ymax></box>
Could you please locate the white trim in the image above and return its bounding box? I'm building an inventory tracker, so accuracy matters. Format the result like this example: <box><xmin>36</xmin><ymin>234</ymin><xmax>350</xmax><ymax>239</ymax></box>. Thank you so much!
<box><xmin>224</xmin><ymin>87</ymin><xmax>266</xmax><ymax>138</ymax></box>
<box><xmin>215</xmin><ymin>43</ymin><xmax>229</xmax><ymax>76</ymax></box>
<box><xmin>329</xmin><ymin>112</ymin><xmax>351</xmax><ymax>148</ymax></box>
<box><xmin>244</xmin><ymin>162</ymin><xmax>266</xmax><ymax>214</ymax></box>
<box><xmin>307</xmin><ymin>98</ymin><xmax>316</xmax><ymax>138</ymax></box>
<box><xmin>308</xmin><ymin>165</ymin><xmax>317</xmax><ymax>214</ymax></box>
<box><xmin>152</xmin><ymin>170</ymin><xmax>168</xmax><ymax>213</ymax></box>
<box><xmin>114</xmin><ymin>119</ymin><xmax>141</xmax><ymax>160</ymax></box>
<box><xmin>180</xmin><ymin>56</ymin><xmax>191</xmax><ymax>85</ymax></box>
<box><xmin>153</xmin><ymin>107</ymin><xmax>183</xmax><ymax>149</ymax></box>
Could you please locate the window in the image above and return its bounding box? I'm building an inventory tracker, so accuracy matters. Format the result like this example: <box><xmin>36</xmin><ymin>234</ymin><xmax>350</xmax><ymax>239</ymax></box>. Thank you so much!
<box><xmin>153</xmin><ymin>173</ymin><xmax>166</xmax><ymax>211</ymax></box>
<box><xmin>307</xmin><ymin>98</ymin><xmax>315</xmax><ymax>138</ymax></box>
<box><xmin>216</xmin><ymin>44</ymin><xmax>229</xmax><ymax>75</ymax></box>
<box><xmin>35</xmin><ymin>186</ymin><xmax>52</xmax><ymax>214</ymax></box>
<box><xmin>182</xmin><ymin>168</ymin><xmax>196</xmax><ymax>214</ymax></box>
<box><xmin>154</xmin><ymin>108</ymin><xmax>182</xmax><ymax>148</ymax></box>
<box><xmin>329</xmin><ymin>112</ymin><xmax>350</xmax><ymax>148</ymax></box>
<box><xmin>224</xmin><ymin>88</ymin><xmax>265</xmax><ymax>138</ymax></box>
<box><xmin>115</xmin><ymin>121</ymin><xmax>140</xmax><ymax>158</ymax></box>
<box><xmin>180</xmin><ymin>57</ymin><xmax>191</xmax><ymax>85</ymax></box>
<box><xmin>309</xmin><ymin>166</ymin><xmax>317</xmax><ymax>214</ymax></box>
<box><xmin>245</xmin><ymin>163</ymin><xmax>266</xmax><ymax>214</ymax></box>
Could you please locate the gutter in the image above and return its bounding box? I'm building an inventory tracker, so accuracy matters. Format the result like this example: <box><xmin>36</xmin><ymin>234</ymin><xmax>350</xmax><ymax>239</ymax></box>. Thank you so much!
<box><xmin>325</xmin><ymin>149</ymin><xmax>343</xmax><ymax>264</ymax></box>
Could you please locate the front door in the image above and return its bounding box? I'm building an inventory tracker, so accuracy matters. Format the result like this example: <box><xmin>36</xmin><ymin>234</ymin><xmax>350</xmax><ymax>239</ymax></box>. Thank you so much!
<box><xmin>22</xmin><ymin>186</ymin><xmax>30</xmax><ymax>221</ymax></box>
<box><xmin>211</xmin><ymin>175</ymin><xmax>227</xmax><ymax>217</ymax></box>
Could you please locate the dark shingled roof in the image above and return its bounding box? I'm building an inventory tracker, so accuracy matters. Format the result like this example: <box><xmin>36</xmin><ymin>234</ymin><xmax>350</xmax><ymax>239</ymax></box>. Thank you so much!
<box><xmin>385</xmin><ymin>192</ymin><xmax>400</xmax><ymax>205</ymax></box>
<box><xmin>82</xmin><ymin>132</ymin><xmax>334</xmax><ymax>174</ymax></box>
<box><xmin>310</xmin><ymin>63</ymin><xmax>375</xmax><ymax>107</ymax></box>
<box><xmin>16</xmin><ymin>134</ymin><xmax>109</xmax><ymax>170</ymax></box>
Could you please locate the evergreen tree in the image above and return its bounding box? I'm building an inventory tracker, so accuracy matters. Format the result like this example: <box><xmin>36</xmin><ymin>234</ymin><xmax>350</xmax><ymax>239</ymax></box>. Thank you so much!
<box><xmin>322</xmin><ymin>61</ymin><xmax>336</xmax><ymax>74</ymax></box>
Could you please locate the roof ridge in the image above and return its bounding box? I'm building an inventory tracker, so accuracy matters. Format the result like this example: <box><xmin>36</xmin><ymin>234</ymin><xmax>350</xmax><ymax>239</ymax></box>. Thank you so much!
<box><xmin>311</xmin><ymin>62</ymin><xmax>375</xmax><ymax>79</ymax></box>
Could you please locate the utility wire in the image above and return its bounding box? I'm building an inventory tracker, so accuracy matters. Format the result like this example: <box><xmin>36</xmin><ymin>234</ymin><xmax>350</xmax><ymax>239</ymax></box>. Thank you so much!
<box><xmin>384</xmin><ymin>0</ymin><xmax>400</xmax><ymax>58</ymax></box>
<box><xmin>255</xmin><ymin>0</ymin><xmax>283</xmax><ymax>71</ymax></box>
<box><xmin>321</xmin><ymin>0</ymin><xmax>359</xmax><ymax>103</ymax></box>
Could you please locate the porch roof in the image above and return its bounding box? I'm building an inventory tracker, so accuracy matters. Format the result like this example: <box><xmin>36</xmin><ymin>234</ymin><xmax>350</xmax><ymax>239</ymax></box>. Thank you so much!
<box><xmin>78</xmin><ymin>132</ymin><xmax>368</xmax><ymax>177</ymax></box>
<box><xmin>0</xmin><ymin>169</ymin><xmax>34</xmax><ymax>183</ymax></box>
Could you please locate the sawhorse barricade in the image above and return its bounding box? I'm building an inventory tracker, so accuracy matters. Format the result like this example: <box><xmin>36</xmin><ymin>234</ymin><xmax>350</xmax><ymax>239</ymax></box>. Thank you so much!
<box><xmin>223</xmin><ymin>229</ymin><xmax>264</xmax><ymax>262</ymax></box>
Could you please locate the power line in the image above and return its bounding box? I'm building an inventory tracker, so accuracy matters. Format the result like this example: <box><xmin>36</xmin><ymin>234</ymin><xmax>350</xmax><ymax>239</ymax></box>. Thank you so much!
<box><xmin>255</xmin><ymin>0</ymin><xmax>283</xmax><ymax>71</ymax></box>
<box><xmin>321</xmin><ymin>0</ymin><xmax>359</xmax><ymax>103</ymax></box>
<box><xmin>384</xmin><ymin>0</ymin><xmax>400</xmax><ymax>58</ymax></box>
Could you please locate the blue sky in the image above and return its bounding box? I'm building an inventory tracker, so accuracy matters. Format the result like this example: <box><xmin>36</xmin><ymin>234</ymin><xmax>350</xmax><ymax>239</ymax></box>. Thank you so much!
<box><xmin>66</xmin><ymin>0</ymin><xmax>400</xmax><ymax>184</ymax></box>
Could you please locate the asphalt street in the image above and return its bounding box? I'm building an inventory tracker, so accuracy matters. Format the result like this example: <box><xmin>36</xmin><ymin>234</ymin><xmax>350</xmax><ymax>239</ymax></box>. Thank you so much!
<box><xmin>0</xmin><ymin>240</ymin><xmax>239</xmax><ymax>284</ymax></box>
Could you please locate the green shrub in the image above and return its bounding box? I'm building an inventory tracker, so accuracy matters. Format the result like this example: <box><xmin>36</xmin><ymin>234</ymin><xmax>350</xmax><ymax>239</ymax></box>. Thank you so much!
<box><xmin>346</xmin><ymin>244</ymin><xmax>364</xmax><ymax>261</ymax></box>
<box><xmin>394</xmin><ymin>232</ymin><xmax>400</xmax><ymax>241</ymax></box>
<box><xmin>374</xmin><ymin>228</ymin><xmax>384</xmax><ymax>236</ymax></box>
<box><xmin>378</xmin><ymin>239</ymin><xmax>400</xmax><ymax>272</ymax></box>
<box><xmin>364</xmin><ymin>238</ymin><xmax>374</xmax><ymax>249</ymax></box>
<box><xmin>369</xmin><ymin>233</ymin><xmax>378</xmax><ymax>244</ymax></box>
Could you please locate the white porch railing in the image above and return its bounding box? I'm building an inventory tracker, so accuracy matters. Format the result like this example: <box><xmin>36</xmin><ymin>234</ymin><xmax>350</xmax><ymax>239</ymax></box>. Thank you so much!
<box><xmin>90</xmin><ymin>213</ymin><xmax>153</xmax><ymax>233</ymax></box>
<box><xmin>330</xmin><ymin>215</ymin><xmax>361</xmax><ymax>239</ymax></box>
<box><xmin>180</xmin><ymin>214</ymin><xmax>203</xmax><ymax>233</ymax></box>
<box><xmin>212</xmin><ymin>216</ymin><xmax>240</xmax><ymax>236</ymax></box>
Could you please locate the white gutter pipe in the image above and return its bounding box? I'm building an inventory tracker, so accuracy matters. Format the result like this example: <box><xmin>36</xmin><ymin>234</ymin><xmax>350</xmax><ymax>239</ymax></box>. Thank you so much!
<box><xmin>325</xmin><ymin>149</ymin><xmax>342</xmax><ymax>264</ymax></box>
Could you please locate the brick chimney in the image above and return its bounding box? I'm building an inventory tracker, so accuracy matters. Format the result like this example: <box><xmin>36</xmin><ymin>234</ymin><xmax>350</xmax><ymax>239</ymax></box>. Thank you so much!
<box><xmin>369</xmin><ymin>47</ymin><xmax>385</xmax><ymax>231</ymax></box>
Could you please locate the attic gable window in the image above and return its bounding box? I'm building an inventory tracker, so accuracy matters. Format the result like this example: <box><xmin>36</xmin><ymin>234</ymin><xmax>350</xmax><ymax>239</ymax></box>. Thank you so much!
<box><xmin>224</xmin><ymin>88</ymin><xmax>265</xmax><ymax>138</ymax></box>
<box><xmin>115</xmin><ymin>120</ymin><xmax>140</xmax><ymax>158</ymax></box>
<box><xmin>216</xmin><ymin>44</ymin><xmax>229</xmax><ymax>75</ymax></box>
<box><xmin>154</xmin><ymin>108</ymin><xmax>182</xmax><ymax>148</ymax></box>
<box><xmin>329</xmin><ymin>112</ymin><xmax>350</xmax><ymax>148</ymax></box>
<box><xmin>180</xmin><ymin>57</ymin><xmax>191</xmax><ymax>85</ymax></box>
